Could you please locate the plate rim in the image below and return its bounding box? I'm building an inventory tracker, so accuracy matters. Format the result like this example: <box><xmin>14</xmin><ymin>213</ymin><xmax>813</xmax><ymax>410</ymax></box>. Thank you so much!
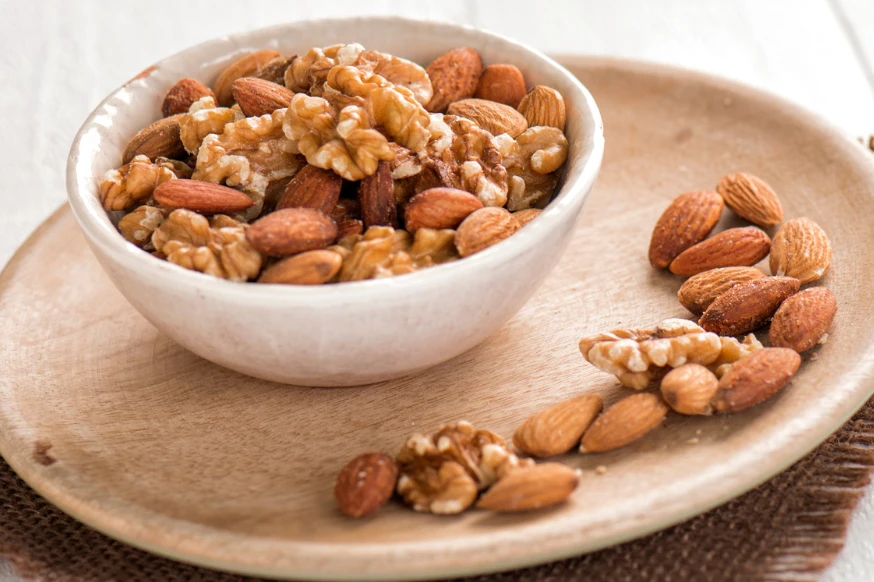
<box><xmin>1</xmin><ymin>55</ymin><xmax>874</xmax><ymax>581</ymax></box>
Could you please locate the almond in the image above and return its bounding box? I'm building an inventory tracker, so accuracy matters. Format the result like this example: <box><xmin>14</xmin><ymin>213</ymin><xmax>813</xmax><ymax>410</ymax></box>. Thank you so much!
<box><xmin>153</xmin><ymin>180</ymin><xmax>254</xmax><ymax>214</ymax></box>
<box><xmin>253</xmin><ymin>54</ymin><xmax>297</xmax><ymax>86</ymax></box>
<box><xmin>358</xmin><ymin>161</ymin><xmax>397</xmax><ymax>228</ymax></box>
<box><xmin>513</xmin><ymin>394</ymin><xmax>602</xmax><ymax>458</ymax></box>
<box><xmin>446</xmin><ymin>98</ymin><xmax>528</xmax><ymax>138</ymax></box>
<box><xmin>213</xmin><ymin>49</ymin><xmax>281</xmax><ymax>106</ymax></box>
<box><xmin>712</xmin><ymin>348</ymin><xmax>801</xmax><ymax>413</ymax></box>
<box><xmin>580</xmin><ymin>393</ymin><xmax>668</xmax><ymax>453</ymax></box>
<box><xmin>669</xmin><ymin>226</ymin><xmax>771</xmax><ymax>277</ymax></box>
<box><xmin>678</xmin><ymin>267</ymin><xmax>766</xmax><ymax>315</ymax></box>
<box><xmin>231</xmin><ymin>77</ymin><xmax>294</xmax><ymax>117</ymax></box>
<box><xmin>716</xmin><ymin>172</ymin><xmax>783</xmax><ymax>227</ymax></box>
<box><xmin>334</xmin><ymin>453</ymin><xmax>398</xmax><ymax>518</ymax></box>
<box><xmin>455</xmin><ymin>207</ymin><xmax>519</xmax><ymax>257</ymax></box>
<box><xmin>660</xmin><ymin>364</ymin><xmax>718</xmax><ymax>415</ymax></box>
<box><xmin>162</xmin><ymin>78</ymin><xmax>216</xmax><ymax>117</ymax></box>
<box><xmin>336</xmin><ymin>218</ymin><xmax>364</xmax><ymax>239</ymax></box>
<box><xmin>246</xmin><ymin>208</ymin><xmax>338</xmax><ymax>257</ymax></box>
<box><xmin>329</xmin><ymin>199</ymin><xmax>362</xmax><ymax>222</ymax></box>
<box><xmin>770</xmin><ymin>287</ymin><xmax>837</xmax><ymax>353</ymax></box>
<box><xmin>476</xmin><ymin>463</ymin><xmax>578</xmax><ymax>512</ymax></box>
<box><xmin>258</xmin><ymin>250</ymin><xmax>343</xmax><ymax>285</ymax></box>
<box><xmin>769</xmin><ymin>217</ymin><xmax>832</xmax><ymax>283</ymax></box>
<box><xmin>473</xmin><ymin>64</ymin><xmax>527</xmax><ymax>108</ymax></box>
<box><xmin>698</xmin><ymin>276</ymin><xmax>800</xmax><ymax>336</ymax></box>
<box><xmin>517</xmin><ymin>85</ymin><xmax>566</xmax><ymax>131</ymax></box>
<box><xmin>404</xmin><ymin>187</ymin><xmax>484</xmax><ymax>233</ymax></box>
<box><xmin>648</xmin><ymin>191</ymin><xmax>724</xmax><ymax>269</ymax></box>
<box><xmin>122</xmin><ymin>114</ymin><xmax>186</xmax><ymax>164</ymax></box>
<box><xmin>512</xmin><ymin>208</ymin><xmax>542</xmax><ymax>227</ymax></box>
<box><xmin>275</xmin><ymin>165</ymin><xmax>342</xmax><ymax>214</ymax></box>
<box><xmin>425</xmin><ymin>47</ymin><xmax>483</xmax><ymax>113</ymax></box>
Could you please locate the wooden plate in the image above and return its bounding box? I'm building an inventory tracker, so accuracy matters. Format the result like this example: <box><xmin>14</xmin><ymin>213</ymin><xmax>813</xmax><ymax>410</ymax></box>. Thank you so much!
<box><xmin>2</xmin><ymin>57</ymin><xmax>874</xmax><ymax>581</ymax></box>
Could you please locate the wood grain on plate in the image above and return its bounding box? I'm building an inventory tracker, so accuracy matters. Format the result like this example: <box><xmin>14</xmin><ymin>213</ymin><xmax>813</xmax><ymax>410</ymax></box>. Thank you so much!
<box><xmin>0</xmin><ymin>57</ymin><xmax>873</xmax><ymax>580</ymax></box>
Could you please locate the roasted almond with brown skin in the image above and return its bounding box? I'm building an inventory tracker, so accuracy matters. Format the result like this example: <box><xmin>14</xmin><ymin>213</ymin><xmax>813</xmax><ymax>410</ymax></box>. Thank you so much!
<box><xmin>334</xmin><ymin>453</ymin><xmax>398</xmax><ymax>518</ymax></box>
<box><xmin>678</xmin><ymin>266</ymin><xmax>766</xmax><ymax>315</ymax></box>
<box><xmin>712</xmin><ymin>348</ymin><xmax>801</xmax><ymax>413</ymax></box>
<box><xmin>770</xmin><ymin>217</ymin><xmax>832</xmax><ymax>283</ymax></box>
<box><xmin>473</xmin><ymin>64</ymin><xmax>527</xmax><ymax>108</ymax></box>
<box><xmin>517</xmin><ymin>85</ymin><xmax>566</xmax><ymax>131</ymax></box>
<box><xmin>275</xmin><ymin>165</ymin><xmax>342</xmax><ymax>214</ymax></box>
<box><xmin>648</xmin><ymin>191</ymin><xmax>724</xmax><ymax>269</ymax></box>
<box><xmin>660</xmin><ymin>364</ymin><xmax>718</xmax><ymax>415</ymax></box>
<box><xmin>716</xmin><ymin>172</ymin><xmax>783</xmax><ymax>227</ymax></box>
<box><xmin>580</xmin><ymin>393</ymin><xmax>668</xmax><ymax>453</ymax></box>
<box><xmin>513</xmin><ymin>394</ymin><xmax>602</xmax><ymax>458</ymax></box>
<box><xmin>162</xmin><ymin>78</ymin><xmax>216</xmax><ymax>117</ymax></box>
<box><xmin>770</xmin><ymin>287</ymin><xmax>837</xmax><ymax>353</ymax></box>
<box><xmin>153</xmin><ymin>180</ymin><xmax>254</xmax><ymax>214</ymax></box>
<box><xmin>213</xmin><ymin>49</ymin><xmax>280</xmax><ymax>106</ymax></box>
<box><xmin>258</xmin><ymin>250</ymin><xmax>343</xmax><ymax>285</ymax></box>
<box><xmin>476</xmin><ymin>463</ymin><xmax>578</xmax><ymax>513</ymax></box>
<box><xmin>253</xmin><ymin>54</ymin><xmax>296</xmax><ymax>85</ymax></box>
<box><xmin>122</xmin><ymin>114</ymin><xmax>186</xmax><ymax>164</ymax></box>
<box><xmin>455</xmin><ymin>207</ymin><xmax>519</xmax><ymax>257</ymax></box>
<box><xmin>336</xmin><ymin>218</ymin><xmax>364</xmax><ymax>239</ymax></box>
<box><xmin>512</xmin><ymin>208</ymin><xmax>542</xmax><ymax>227</ymax></box>
<box><xmin>698</xmin><ymin>276</ymin><xmax>800</xmax><ymax>336</ymax></box>
<box><xmin>425</xmin><ymin>47</ymin><xmax>483</xmax><ymax>113</ymax></box>
<box><xmin>358</xmin><ymin>161</ymin><xmax>397</xmax><ymax>228</ymax></box>
<box><xmin>446</xmin><ymin>98</ymin><xmax>528</xmax><ymax>138</ymax></box>
<box><xmin>329</xmin><ymin>199</ymin><xmax>362</xmax><ymax>222</ymax></box>
<box><xmin>247</xmin><ymin>208</ymin><xmax>338</xmax><ymax>257</ymax></box>
<box><xmin>669</xmin><ymin>226</ymin><xmax>771</xmax><ymax>277</ymax></box>
<box><xmin>231</xmin><ymin>77</ymin><xmax>294</xmax><ymax>117</ymax></box>
<box><xmin>404</xmin><ymin>187</ymin><xmax>484</xmax><ymax>233</ymax></box>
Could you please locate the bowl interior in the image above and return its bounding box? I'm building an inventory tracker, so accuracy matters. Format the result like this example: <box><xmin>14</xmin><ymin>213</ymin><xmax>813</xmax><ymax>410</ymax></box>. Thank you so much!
<box><xmin>67</xmin><ymin>17</ymin><xmax>604</xmax><ymax>296</ymax></box>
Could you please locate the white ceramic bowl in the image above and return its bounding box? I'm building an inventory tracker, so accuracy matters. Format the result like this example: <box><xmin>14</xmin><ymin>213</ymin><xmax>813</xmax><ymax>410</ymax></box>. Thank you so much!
<box><xmin>66</xmin><ymin>17</ymin><xmax>604</xmax><ymax>386</ymax></box>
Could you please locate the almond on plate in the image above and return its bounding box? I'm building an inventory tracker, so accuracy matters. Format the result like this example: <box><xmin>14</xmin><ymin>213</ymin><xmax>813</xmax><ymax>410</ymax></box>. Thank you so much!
<box><xmin>425</xmin><ymin>47</ymin><xmax>483</xmax><ymax>113</ymax></box>
<box><xmin>513</xmin><ymin>394</ymin><xmax>603</xmax><ymax>458</ymax></box>
<box><xmin>580</xmin><ymin>393</ymin><xmax>668</xmax><ymax>453</ymax></box>
<box><xmin>678</xmin><ymin>266</ymin><xmax>766</xmax><ymax>315</ymax></box>
<box><xmin>517</xmin><ymin>85</ymin><xmax>566</xmax><ymax>131</ymax></box>
<box><xmin>358</xmin><ymin>161</ymin><xmax>397</xmax><ymax>228</ymax></box>
<box><xmin>231</xmin><ymin>77</ymin><xmax>294</xmax><ymax>117</ymax></box>
<box><xmin>404</xmin><ymin>187</ymin><xmax>484</xmax><ymax>233</ymax></box>
<box><xmin>476</xmin><ymin>463</ymin><xmax>579</xmax><ymax>513</ymax></box>
<box><xmin>712</xmin><ymin>348</ymin><xmax>801</xmax><ymax>412</ymax></box>
<box><xmin>660</xmin><ymin>364</ymin><xmax>719</xmax><ymax>415</ymax></box>
<box><xmin>669</xmin><ymin>226</ymin><xmax>771</xmax><ymax>277</ymax></box>
<box><xmin>716</xmin><ymin>172</ymin><xmax>783</xmax><ymax>227</ymax></box>
<box><xmin>213</xmin><ymin>49</ymin><xmax>281</xmax><ymax>106</ymax></box>
<box><xmin>648</xmin><ymin>191</ymin><xmax>724</xmax><ymax>269</ymax></box>
<box><xmin>153</xmin><ymin>180</ymin><xmax>254</xmax><ymax>214</ymax></box>
<box><xmin>162</xmin><ymin>78</ymin><xmax>215</xmax><ymax>117</ymax></box>
<box><xmin>455</xmin><ymin>207</ymin><xmax>519</xmax><ymax>257</ymax></box>
<box><xmin>334</xmin><ymin>453</ymin><xmax>398</xmax><ymax>518</ymax></box>
<box><xmin>275</xmin><ymin>165</ymin><xmax>342</xmax><ymax>214</ymax></box>
<box><xmin>474</xmin><ymin>64</ymin><xmax>527</xmax><ymax>108</ymax></box>
<box><xmin>769</xmin><ymin>287</ymin><xmax>837</xmax><ymax>352</ymax></box>
<box><xmin>698</xmin><ymin>276</ymin><xmax>800</xmax><ymax>336</ymax></box>
<box><xmin>122</xmin><ymin>115</ymin><xmax>186</xmax><ymax>164</ymax></box>
<box><xmin>258</xmin><ymin>250</ymin><xmax>343</xmax><ymax>285</ymax></box>
<box><xmin>446</xmin><ymin>99</ymin><xmax>528</xmax><ymax>138</ymax></box>
<box><xmin>770</xmin><ymin>217</ymin><xmax>832</xmax><ymax>283</ymax></box>
<box><xmin>246</xmin><ymin>208</ymin><xmax>338</xmax><ymax>257</ymax></box>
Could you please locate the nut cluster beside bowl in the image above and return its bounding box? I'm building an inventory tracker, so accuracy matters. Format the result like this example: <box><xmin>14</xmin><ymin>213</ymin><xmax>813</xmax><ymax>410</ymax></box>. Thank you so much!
<box><xmin>66</xmin><ymin>18</ymin><xmax>603</xmax><ymax>386</ymax></box>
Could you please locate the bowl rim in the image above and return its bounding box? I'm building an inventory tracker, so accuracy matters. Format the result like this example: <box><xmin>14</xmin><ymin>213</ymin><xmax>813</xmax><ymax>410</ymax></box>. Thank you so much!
<box><xmin>65</xmin><ymin>16</ymin><xmax>605</xmax><ymax>302</ymax></box>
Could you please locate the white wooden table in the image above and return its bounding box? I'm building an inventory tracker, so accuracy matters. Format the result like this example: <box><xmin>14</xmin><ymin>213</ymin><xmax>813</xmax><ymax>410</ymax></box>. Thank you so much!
<box><xmin>2</xmin><ymin>1</ymin><xmax>873</xmax><ymax>579</ymax></box>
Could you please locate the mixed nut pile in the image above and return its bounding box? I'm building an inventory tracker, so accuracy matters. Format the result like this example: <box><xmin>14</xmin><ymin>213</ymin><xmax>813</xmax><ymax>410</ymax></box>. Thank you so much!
<box><xmin>334</xmin><ymin>172</ymin><xmax>837</xmax><ymax>518</ymax></box>
<box><xmin>99</xmin><ymin>45</ymin><xmax>570</xmax><ymax>283</ymax></box>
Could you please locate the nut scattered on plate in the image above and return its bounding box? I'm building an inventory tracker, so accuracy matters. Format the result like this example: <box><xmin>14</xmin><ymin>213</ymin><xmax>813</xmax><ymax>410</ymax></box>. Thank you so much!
<box><xmin>99</xmin><ymin>44</ymin><xmax>572</xmax><ymax>284</ymax></box>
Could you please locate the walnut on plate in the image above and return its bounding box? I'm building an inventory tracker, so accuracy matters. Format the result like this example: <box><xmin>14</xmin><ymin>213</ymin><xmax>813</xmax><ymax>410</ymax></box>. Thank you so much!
<box><xmin>152</xmin><ymin>209</ymin><xmax>264</xmax><ymax>281</ymax></box>
<box><xmin>178</xmin><ymin>96</ymin><xmax>244</xmax><ymax>155</ymax></box>
<box><xmin>495</xmin><ymin>126</ymin><xmax>568</xmax><ymax>211</ymax></box>
<box><xmin>98</xmin><ymin>154</ymin><xmax>177</xmax><ymax>211</ymax></box>
<box><xmin>396</xmin><ymin>421</ymin><xmax>532</xmax><ymax>514</ymax></box>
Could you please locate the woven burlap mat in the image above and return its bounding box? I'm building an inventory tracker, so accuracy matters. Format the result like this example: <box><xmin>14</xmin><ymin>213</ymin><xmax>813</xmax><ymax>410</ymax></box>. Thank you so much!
<box><xmin>0</xmin><ymin>399</ymin><xmax>871</xmax><ymax>582</ymax></box>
